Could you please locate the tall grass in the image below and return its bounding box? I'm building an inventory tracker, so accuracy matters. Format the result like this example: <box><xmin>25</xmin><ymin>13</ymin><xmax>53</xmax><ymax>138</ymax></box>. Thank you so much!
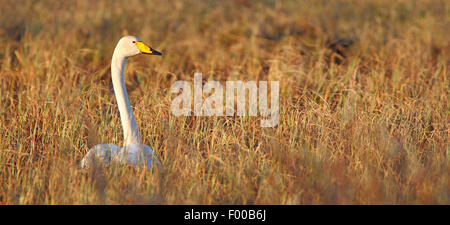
<box><xmin>0</xmin><ymin>0</ymin><xmax>448</xmax><ymax>204</ymax></box>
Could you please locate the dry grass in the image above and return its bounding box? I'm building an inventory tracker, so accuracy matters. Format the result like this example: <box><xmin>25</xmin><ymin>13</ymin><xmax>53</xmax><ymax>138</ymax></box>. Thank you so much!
<box><xmin>0</xmin><ymin>0</ymin><xmax>448</xmax><ymax>204</ymax></box>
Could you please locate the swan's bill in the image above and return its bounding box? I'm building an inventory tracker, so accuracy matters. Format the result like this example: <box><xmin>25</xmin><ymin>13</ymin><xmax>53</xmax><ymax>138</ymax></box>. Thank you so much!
<box><xmin>135</xmin><ymin>41</ymin><xmax>162</xmax><ymax>55</ymax></box>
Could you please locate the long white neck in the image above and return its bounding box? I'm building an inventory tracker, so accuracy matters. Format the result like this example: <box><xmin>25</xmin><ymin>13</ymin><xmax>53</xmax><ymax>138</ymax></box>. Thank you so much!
<box><xmin>111</xmin><ymin>49</ymin><xmax>141</xmax><ymax>145</ymax></box>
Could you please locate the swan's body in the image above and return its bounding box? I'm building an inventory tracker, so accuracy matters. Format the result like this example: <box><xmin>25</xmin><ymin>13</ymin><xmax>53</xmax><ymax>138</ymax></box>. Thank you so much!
<box><xmin>81</xmin><ymin>36</ymin><xmax>162</xmax><ymax>169</ymax></box>
<box><xmin>81</xmin><ymin>144</ymin><xmax>158</xmax><ymax>169</ymax></box>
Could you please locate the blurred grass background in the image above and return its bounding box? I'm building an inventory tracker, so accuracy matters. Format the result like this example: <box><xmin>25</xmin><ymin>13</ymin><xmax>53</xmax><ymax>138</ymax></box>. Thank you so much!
<box><xmin>0</xmin><ymin>0</ymin><xmax>448</xmax><ymax>204</ymax></box>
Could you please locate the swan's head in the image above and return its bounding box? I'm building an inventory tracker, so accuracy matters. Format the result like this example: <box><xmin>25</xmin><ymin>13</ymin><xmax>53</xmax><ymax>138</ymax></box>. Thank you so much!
<box><xmin>115</xmin><ymin>36</ymin><xmax>162</xmax><ymax>58</ymax></box>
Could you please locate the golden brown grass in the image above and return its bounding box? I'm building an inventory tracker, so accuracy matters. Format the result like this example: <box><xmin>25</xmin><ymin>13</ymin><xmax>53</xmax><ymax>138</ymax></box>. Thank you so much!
<box><xmin>0</xmin><ymin>0</ymin><xmax>448</xmax><ymax>204</ymax></box>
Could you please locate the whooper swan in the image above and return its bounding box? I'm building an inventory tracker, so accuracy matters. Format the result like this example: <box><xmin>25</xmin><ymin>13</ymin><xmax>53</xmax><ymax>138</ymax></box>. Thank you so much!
<box><xmin>81</xmin><ymin>36</ymin><xmax>162</xmax><ymax>169</ymax></box>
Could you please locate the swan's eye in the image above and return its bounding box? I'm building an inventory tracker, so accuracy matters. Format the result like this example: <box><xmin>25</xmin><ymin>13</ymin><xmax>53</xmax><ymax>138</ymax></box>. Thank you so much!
<box><xmin>132</xmin><ymin>41</ymin><xmax>136</xmax><ymax>43</ymax></box>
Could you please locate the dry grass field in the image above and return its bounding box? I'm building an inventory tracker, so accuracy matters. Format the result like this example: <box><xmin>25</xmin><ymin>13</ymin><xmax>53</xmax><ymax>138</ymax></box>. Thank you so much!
<box><xmin>0</xmin><ymin>0</ymin><xmax>448</xmax><ymax>204</ymax></box>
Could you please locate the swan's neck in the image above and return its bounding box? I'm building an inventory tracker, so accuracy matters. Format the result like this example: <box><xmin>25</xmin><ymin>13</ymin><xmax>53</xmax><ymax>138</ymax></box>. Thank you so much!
<box><xmin>111</xmin><ymin>51</ymin><xmax>141</xmax><ymax>145</ymax></box>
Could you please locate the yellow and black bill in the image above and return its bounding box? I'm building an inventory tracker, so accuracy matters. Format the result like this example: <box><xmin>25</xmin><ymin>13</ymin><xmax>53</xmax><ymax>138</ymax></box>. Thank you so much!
<box><xmin>136</xmin><ymin>41</ymin><xmax>163</xmax><ymax>55</ymax></box>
